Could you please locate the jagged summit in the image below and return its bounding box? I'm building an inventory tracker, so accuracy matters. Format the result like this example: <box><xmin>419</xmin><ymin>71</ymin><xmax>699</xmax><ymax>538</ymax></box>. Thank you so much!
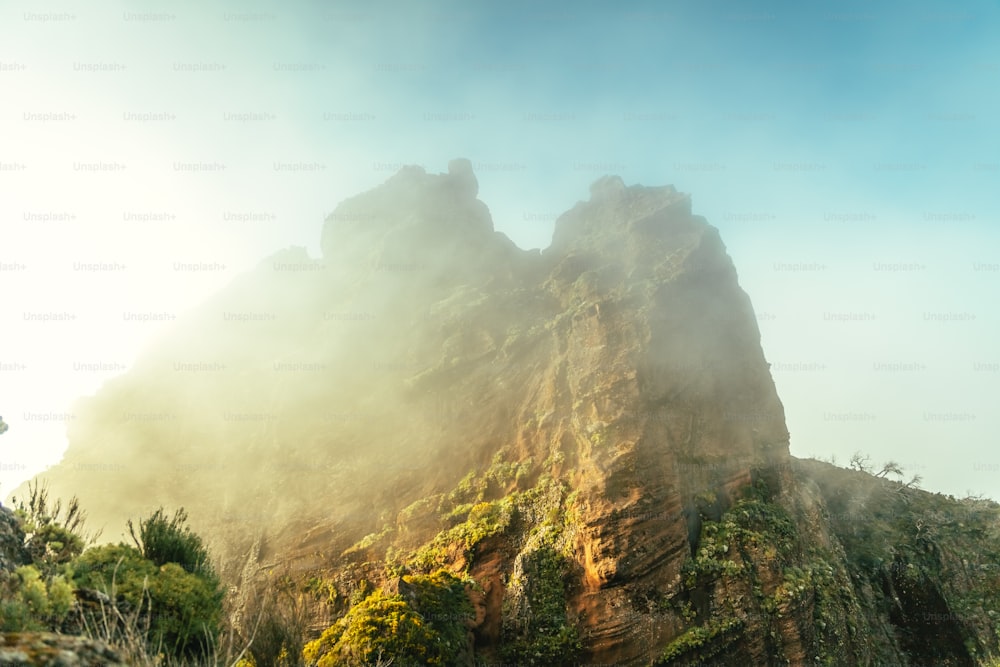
<box><xmin>322</xmin><ymin>160</ymin><xmax>695</xmax><ymax>276</ymax></box>
<box><xmin>319</xmin><ymin>159</ymin><xmax>512</xmax><ymax>288</ymax></box>
<box><xmin>549</xmin><ymin>173</ymin><xmax>694</xmax><ymax>259</ymax></box>
<box><xmin>589</xmin><ymin>174</ymin><xmax>627</xmax><ymax>198</ymax></box>
<box><xmin>447</xmin><ymin>156</ymin><xmax>479</xmax><ymax>196</ymax></box>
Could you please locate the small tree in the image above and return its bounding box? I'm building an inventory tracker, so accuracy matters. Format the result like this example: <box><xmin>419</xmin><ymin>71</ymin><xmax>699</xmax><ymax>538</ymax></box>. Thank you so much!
<box><xmin>128</xmin><ymin>507</ymin><xmax>213</xmax><ymax>579</ymax></box>
<box><xmin>11</xmin><ymin>480</ymin><xmax>97</xmax><ymax>574</ymax></box>
<box><xmin>122</xmin><ymin>507</ymin><xmax>225</xmax><ymax>659</ymax></box>
<box><xmin>875</xmin><ymin>460</ymin><xmax>904</xmax><ymax>479</ymax></box>
<box><xmin>849</xmin><ymin>451</ymin><xmax>872</xmax><ymax>473</ymax></box>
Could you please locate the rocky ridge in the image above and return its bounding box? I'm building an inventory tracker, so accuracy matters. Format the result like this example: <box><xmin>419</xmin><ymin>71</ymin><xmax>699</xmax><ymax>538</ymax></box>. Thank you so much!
<box><xmin>14</xmin><ymin>160</ymin><xmax>1000</xmax><ymax>665</ymax></box>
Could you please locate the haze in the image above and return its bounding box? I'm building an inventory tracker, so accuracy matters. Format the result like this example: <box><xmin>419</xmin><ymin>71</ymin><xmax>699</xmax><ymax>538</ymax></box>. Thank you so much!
<box><xmin>1</xmin><ymin>0</ymin><xmax>998</xmax><ymax>507</ymax></box>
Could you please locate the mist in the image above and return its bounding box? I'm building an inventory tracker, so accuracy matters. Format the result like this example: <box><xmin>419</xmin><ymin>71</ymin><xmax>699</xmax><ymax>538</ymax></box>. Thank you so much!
<box><xmin>3</xmin><ymin>3</ymin><xmax>1000</xmax><ymax>665</ymax></box>
<box><xmin>2</xmin><ymin>0</ymin><xmax>997</xmax><ymax>514</ymax></box>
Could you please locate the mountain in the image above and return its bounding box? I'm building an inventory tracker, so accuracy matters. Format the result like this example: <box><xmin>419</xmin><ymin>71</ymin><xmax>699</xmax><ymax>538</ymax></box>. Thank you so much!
<box><xmin>16</xmin><ymin>160</ymin><xmax>1000</xmax><ymax>665</ymax></box>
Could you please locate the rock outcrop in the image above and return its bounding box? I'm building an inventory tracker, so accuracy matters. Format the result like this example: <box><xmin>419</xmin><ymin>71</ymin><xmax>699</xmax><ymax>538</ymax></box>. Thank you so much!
<box><xmin>15</xmin><ymin>161</ymin><xmax>1000</xmax><ymax>665</ymax></box>
<box><xmin>0</xmin><ymin>506</ymin><xmax>29</xmax><ymax>577</ymax></box>
<box><xmin>0</xmin><ymin>632</ymin><xmax>126</xmax><ymax>667</ymax></box>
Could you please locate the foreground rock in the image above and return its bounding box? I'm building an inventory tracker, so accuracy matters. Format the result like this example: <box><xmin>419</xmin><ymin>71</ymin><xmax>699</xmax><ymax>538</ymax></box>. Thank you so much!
<box><xmin>0</xmin><ymin>633</ymin><xmax>125</xmax><ymax>667</ymax></box>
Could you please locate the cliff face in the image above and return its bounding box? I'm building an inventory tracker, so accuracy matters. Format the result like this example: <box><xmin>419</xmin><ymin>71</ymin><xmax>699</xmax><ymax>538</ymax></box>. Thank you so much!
<box><xmin>17</xmin><ymin>161</ymin><xmax>1000</xmax><ymax>665</ymax></box>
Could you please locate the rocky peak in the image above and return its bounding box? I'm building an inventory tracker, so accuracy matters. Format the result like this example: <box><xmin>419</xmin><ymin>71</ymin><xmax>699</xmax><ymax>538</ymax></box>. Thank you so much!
<box><xmin>320</xmin><ymin>159</ymin><xmax>522</xmax><ymax>288</ymax></box>
<box><xmin>589</xmin><ymin>174</ymin><xmax>627</xmax><ymax>199</ymax></box>
<box><xmin>16</xmin><ymin>162</ymin><xmax>786</xmax><ymax>662</ymax></box>
<box><xmin>447</xmin><ymin>157</ymin><xmax>479</xmax><ymax>197</ymax></box>
<box><xmin>549</xmin><ymin>175</ymin><xmax>694</xmax><ymax>261</ymax></box>
<box><xmin>321</xmin><ymin>160</ymin><xmax>491</xmax><ymax>253</ymax></box>
<box><xmin>16</xmin><ymin>161</ymin><xmax>1000</xmax><ymax>667</ymax></box>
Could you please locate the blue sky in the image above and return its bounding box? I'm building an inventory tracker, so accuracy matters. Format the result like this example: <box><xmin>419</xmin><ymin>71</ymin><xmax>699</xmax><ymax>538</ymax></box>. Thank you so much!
<box><xmin>1</xmin><ymin>0</ymin><xmax>998</xmax><ymax>498</ymax></box>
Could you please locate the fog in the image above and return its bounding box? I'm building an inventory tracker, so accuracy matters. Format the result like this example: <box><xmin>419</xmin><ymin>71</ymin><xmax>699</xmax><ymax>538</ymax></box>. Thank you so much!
<box><xmin>1</xmin><ymin>0</ymin><xmax>999</xmax><ymax>524</ymax></box>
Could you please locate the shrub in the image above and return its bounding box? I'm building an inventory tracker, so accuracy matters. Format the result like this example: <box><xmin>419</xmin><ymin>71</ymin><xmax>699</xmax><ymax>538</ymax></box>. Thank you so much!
<box><xmin>447</xmin><ymin>471</ymin><xmax>482</xmax><ymax>506</ymax></box>
<box><xmin>303</xmin><ymin>570</ymin><xmax>473</xmax><ymax>667</ymax></box>
<box><xmin>0</xmin><ymin>597</ymin><xmax>34</xmax><ymax>632</ymax></box>
<box><xmin>409</xmin><ymin>496</ymin><xmax>516</xmax><ymax>572</ymax></box>
<box><xmin>501</xmin><ymin>545</ymin><xmax>580</xmax><ymax>666</ymax></box>
<box><xmin>73</xmin><ymin>543</ymin><xmax>156</xmax><ymax>594</ymax></box>
<box><xmin>656</xmin><ymin>618</ymin><xmax>745</xmax><ymax>664</ymax></box>
<box><xmin>303</xmin><ymin>591</ymin><xmax>439</xmax><ymax>666</ymax></box>
<box><xmin>74</xmin><ymin>533</ymin><xmax>224</xmax><ymax>661</ymax></box>
<box><xmin>128</xmin><ymin>507</ymin><xmax>214</xmax><ymax>579</ymax></box>
<box><xmin>14</xmin><ymin>566</ymin><xmax>50</xmax><ymax>619</ymax></box>
<box><xmin>401</xmin><ymin>570</ymin><xmax>474</xmax><ymax>653</ymax></box>
<box><xmin>146</xmin><ymin>562</ymin><xmax>225</xmax><ymax>659</ymax></box>
<box><xmin>11</xmin><ymin>480</ymin><xmax>93</xmax><ymax>574</ymax></box>
<box><xmin>0</xmin><ymin>565</ymin><xmax>75</xmax><ymax>631</ymax></box>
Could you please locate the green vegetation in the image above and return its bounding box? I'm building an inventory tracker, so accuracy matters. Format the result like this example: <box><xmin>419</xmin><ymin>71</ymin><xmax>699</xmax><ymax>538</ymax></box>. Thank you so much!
<box><xmin>682</xmin><ymin>481</ymin><xmax>797</xmax><ymax>590</ymax></box>
<box><xmin>670</xmin><ymin>478</ymin><xmax>857</xmax><ymax>665</ymax></box>
<box><xmin>501</xmin><ymin>543</ymin><xmax>580</xmax><ymax>666</ymax></box>
<box><xmin>804</xmin><ymin>456</ymin><xmax>1000</xmax><ymax>664</ymax></box>
<box><xmin>12</xmin><ymin>481</ymin><xmax>94</xmax><ymax>574</ymax></box>
<box><xmin>343</xmin><ymin>525</ymin><xmax>394</xmax><ymax>556</ymax></box>
<box><xmin>656</xmin><ymin>618</ymin><xmax>744</xmax><ymax>664</ymax></box>
<box><xmin>403</xmin><ymin>470</ymin><xmax>574</xmax><ymax>575</ymax></box>
<box><xmin>446</xmin><ymin>471</ymin><xmax>481</xmax><ymax>506</ymax></box>
<box><xmin>761</xmin><ymin>562</ymin><xmax>836</xmax><ymax>619</ymax></box>
<box><xmin>497</xmin><ymin>478</ymin><xmax>580</xmax><ymax>666</ymax></box>
<box><xmin>397</xmin><ymin>495</ymin><xmax>440</xmax><ymax>524</ymax></box>
<box><xmin>373</xmin><ymin>469</ymin><xmax>582</xmax><ymax>665</ymax></box>
<box><xmin>73</xmin><ymin>512</ymin><xmax>225</xmax><ymax>662</ymax></box>
<box><xmin>302</xmin><ymin>570</ymin><xmax>473</xmax><ymax>666</ymax></box>
<box><xmin>485</xmin><ymin>451</ymin><xmax>533</xmax><ymax>490</ymax></box>
<box><xmin>127</xmin><ymin>507</ymin><xmax>215</xmax><ymax>579</ymax></box>
<box><xmin>339</xmin><ymin>469</ymin><xmax>582</xmax><ymax>666</ymax></box>
<box><xmin>2</xmin><ymin>482</ymin><xmax>92</xmax><ymax>633</ymax></box>
<box><xmin>0</xmin><ymin>488</ymin><xmax>226</xmax><ymax>665</ymax></box>
<box><xmin>0</xmin><ymin>565</ymin><xmax>74</xmax><ymax>631</ymax></box>
<box><xmin>408</xmin><ymin>496</ymin><xmax>516</xmax><ymax>572</ymax></box>
<box><xmin>5</xmin><ymin>433</ymin><xmax>1000</xmax><ymax>666</ymax></box>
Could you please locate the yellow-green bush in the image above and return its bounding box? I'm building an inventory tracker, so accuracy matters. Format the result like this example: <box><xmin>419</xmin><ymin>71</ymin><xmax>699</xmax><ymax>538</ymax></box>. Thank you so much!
<box><xmin>303</xmin><ymin>591</ymin><xmax>440</xmax><ymax>666</ymax></box>
<box><xmin>303</xmin><ymin>570</ymin><xmax>472</xmax><ymax>667</ymax></box>
<box><xmin>656</xmin><ymin>618</ymin><xmax>745</xmax><ymax>664</ymax></box>
<box><xmin>409</xmin><ymin>496</ymin><xmax>516</xmax><ymax>572</ymax></box>
<box><xmin>0</xmin><ymin>565</ymin><xmax>74</xmax><ymax>631</ymax></box>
